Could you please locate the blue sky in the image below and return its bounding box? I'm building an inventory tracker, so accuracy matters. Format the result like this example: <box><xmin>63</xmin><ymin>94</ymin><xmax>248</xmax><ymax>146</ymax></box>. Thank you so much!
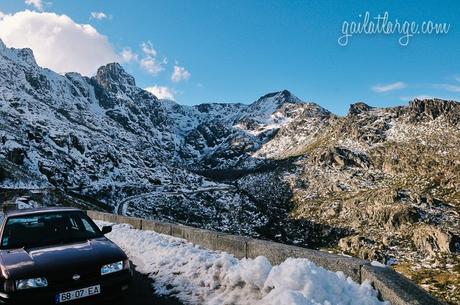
<box><xmin>0</xmin><ymin>0</ymin><xmax>460</xmax><ymax>115</ymax></box>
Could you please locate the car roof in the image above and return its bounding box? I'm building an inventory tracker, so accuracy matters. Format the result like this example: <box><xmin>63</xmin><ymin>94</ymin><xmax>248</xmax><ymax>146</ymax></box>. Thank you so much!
<box><xmin>3</xmin><ymin>207</ymin><xmax>83</xmax><ymax>217</ymax></box>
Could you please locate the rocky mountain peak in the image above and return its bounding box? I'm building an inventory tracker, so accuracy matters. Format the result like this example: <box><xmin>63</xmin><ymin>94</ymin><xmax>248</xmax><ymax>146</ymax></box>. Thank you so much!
<box><xmin>0</xmin><ymin>39</ymin><xmax>37</xmax><ymax>66</ymax></box>
<box><xmin>16</xmin><ymin>48</ymin><xmax>36</xmax><ymax>66</ymax></box>
<box><xmin>244</xmin><ymin>90</ymin><xmax>304</xmax><ymax>117</ymax></box>
<box><xmin>94</xmin><ymin>62</ymin><xmax>136</xmax><ymax>90</ymax></box>
<box><xmin>256</xmin><ymin>89</ymin><xmax>302</xmax><ymax>105</ymax></box>
<box><xmin>0</xmin><ymin>41</ymin><xmax>459</xmax><ymax>304</ymax></box>
<box><xmin>348</xmin><ymin>102</ymin><xmax>373</xmax><ymax>116</ymax></box>
<box><xmin>408</xmin><ymin>98</ymin><xmax>460</xmax><ymax>123</ymax></box>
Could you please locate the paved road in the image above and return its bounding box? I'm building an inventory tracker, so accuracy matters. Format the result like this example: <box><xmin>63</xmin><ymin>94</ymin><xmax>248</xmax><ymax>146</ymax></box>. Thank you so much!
<box><xmin>123</xmin><ymin>269</ymin><xmax>183</xmax><ymax>305</ymax></box>
<box><xmin>116</xmin><ymin>186</ymin><xmax>234</xmax><ymax>216</ymax></box>
<box><xmin>112</xmin><ymin>267</ymin><xmax>184</xmax><ymax>305</ymax></box>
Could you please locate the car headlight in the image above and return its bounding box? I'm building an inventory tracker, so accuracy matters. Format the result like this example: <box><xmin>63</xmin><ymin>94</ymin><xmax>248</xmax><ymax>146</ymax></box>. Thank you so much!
<box><xmin>101</xmin><ymin>260</ymin><xmax>126</xmax><ymax>275</ymax></box>
<box><xmin>15</xmin><ymin>277</ymin><xmax>48</xmax><ymax>290</ymax></box>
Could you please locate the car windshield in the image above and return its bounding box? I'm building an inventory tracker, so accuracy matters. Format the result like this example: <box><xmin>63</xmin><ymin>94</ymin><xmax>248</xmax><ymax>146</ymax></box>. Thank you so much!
<box><xmin>0</xmin><ymin>211</ymin><xmax>103</xmax><ymax>249</ymax></box>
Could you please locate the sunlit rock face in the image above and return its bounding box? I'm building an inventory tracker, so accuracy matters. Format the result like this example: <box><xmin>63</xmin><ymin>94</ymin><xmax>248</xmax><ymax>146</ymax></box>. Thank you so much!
<box><xmin>0</xmin><ymin>41</ymin><xmax>459</xmax><ymax>303</ymax></box>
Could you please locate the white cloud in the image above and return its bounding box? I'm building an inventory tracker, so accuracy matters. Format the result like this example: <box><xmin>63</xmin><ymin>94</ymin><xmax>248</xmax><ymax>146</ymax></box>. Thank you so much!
<box><xmin>136</xmin><ymin>41</ymin><xmax>166</xmax><ymax>75</ymax></box>
<box><xmin>140</xmin><ymin>57</ymin><xmax>165</xmax><ymax>75</ymax></box>
<box><xmin>436</xmin><ymin>84</ymin><xmax>460</xmax><ymax>93</ymax></box>
<box><xmin>171</xmin><ymin>65</ymin><xmax>191</xmax><ymax>82</ymax></box>
<box><xmin>0</xmin><ymin>10</ymin><xmax>119</xmax><ymax>75</ymax></box>
<box><xmin>120</xmin><ymin>47</ymin><xmax>138</xmax><ymax>63</ymax></box>
<box><xmin>141</xmin><ymin>41</ymin><xmax>156</xmax><ymax>57</ymax></box>
<box><xmin>145</xmin><ymin>86</ymin><xmax>175</xmax><ymax>100</ymax></box>
<box><xmin>0</xmin><ymin>11</ymin><xmax>5</xmax><ymax>20</ymax></box>
<box><xmin>372</xmin><ymin>81</ymin><xmax>406</xmax><ymax>93</ymax></box>
<box><xmin>90</xmin><ymin>12</ymin><xmax>109</xmax><ymax>20</ymax></box>
<box><xmin>433</xmin><ymin>76</ymin><xmax>460</xmax><ymax>93</ymax></box>
<box><xmin>119</xmin><ymin>41</ymin><xmax>166</xmax><ymax>76</ymax></box>
<box><xmin>25</xmin><ymin>0</ymin><xmax>43</xmax><ymax>11</ymax></box>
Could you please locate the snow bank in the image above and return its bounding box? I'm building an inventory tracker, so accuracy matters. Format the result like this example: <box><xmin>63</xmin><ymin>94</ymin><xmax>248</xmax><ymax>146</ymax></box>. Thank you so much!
<box><xmin>97</xmin><ymin>221</ymin><xmax>388</xmax><ymax>305</ymax></box>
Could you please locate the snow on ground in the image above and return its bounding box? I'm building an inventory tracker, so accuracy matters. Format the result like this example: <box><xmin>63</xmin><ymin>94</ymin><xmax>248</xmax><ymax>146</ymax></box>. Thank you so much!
<box><xmin>96</xmin><ymin>221</ymin><xmax>388</xmax><ymax>305</ymax></box>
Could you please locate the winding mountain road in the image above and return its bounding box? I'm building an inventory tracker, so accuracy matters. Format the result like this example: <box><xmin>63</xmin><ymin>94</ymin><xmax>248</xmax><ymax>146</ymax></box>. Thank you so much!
<box><xmin>115</xmin><ymin>185</ymin><xmax>234</xmax><ymax>216</ymax></box>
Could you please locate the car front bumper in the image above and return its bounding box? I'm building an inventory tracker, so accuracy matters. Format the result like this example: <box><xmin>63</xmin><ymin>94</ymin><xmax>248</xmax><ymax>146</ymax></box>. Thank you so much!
<box><xmin>0</xmin><ymin>269</ymin><xmax>132</xmax><ymax>305</ymax></box>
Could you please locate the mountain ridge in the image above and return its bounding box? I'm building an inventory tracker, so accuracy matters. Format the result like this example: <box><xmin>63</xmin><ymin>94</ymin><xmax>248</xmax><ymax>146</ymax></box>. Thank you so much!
<box><xmin>1</xmin><ymin>41</ymin><xmax>459</xmax><ymax>304</ymax></box>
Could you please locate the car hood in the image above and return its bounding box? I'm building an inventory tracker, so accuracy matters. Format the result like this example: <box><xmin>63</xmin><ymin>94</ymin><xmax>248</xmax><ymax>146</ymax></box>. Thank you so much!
<box><xmin>0</xmin><ymin>237</ymin><xmax>127</xmax><ymax>280</ymax></box>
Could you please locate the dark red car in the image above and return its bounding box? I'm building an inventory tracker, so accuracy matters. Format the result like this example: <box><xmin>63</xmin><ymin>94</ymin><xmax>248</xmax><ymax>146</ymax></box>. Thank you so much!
<box><xmin>0</xmin><ymin>207</ymin><xmax>132</xmax><ymax>304</ymax></box>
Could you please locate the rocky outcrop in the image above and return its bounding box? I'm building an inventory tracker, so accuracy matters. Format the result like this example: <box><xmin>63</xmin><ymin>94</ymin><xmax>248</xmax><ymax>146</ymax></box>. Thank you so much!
<box><xmin>408</xmin><ymin>99</ymin><xmax>460</xmax><ymax>124</ymax></box>
<box><xmin>16</xmin><ymin>48</ymin><xmax>37</xmax><ymax>66</ymax></box>
<box><xmin>348</xmin><ymin>102</ymin><xmax>373</xmax><ymax>115</ymax></box>
<box><xmin>94</xmin><ymin>62</ymin><xmax>136</xmax><ymax>90</ymax></box>
<box><xmin>412</xmin><ymin>225</ymin><xmax>459</xmax><ymax>256</ymax></box>
<box><xmin>367</xmin><ymin>204</ymin><xmax>419</xmax><ymax>230</ymax></box>
<box><xmin>338</xmin><ymin>235</ymin><xmax>384</xmax><ymax>261</ymax></box>
<box><xmin>318</xmin><ymin>147</ymin><xmax>371</xmax><ymax>168</ymax></box>
<box><xmin>1</xmin><ymin>42</ymin><xmax>460</xmax><ymax>303</ymax></box>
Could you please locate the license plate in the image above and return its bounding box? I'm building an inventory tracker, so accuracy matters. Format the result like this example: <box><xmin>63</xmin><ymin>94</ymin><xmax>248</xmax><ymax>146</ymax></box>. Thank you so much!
<box><xmin>55</xmin><ymin>284</ymin><xmax>100</xmax><ymax>303</ymax></box>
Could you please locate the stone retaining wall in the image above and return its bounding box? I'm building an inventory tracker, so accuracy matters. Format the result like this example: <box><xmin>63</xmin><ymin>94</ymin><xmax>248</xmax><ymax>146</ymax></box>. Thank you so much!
<box><xmin>86</xmin><ymin>210</ymin><xmax>445</xmax><ymax>305</ymax></box>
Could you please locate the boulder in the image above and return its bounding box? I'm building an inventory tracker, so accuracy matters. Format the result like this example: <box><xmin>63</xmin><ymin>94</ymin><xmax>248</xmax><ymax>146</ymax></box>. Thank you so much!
<box><xmin>367</xmin><ymin>204</ymin><xmax>419</xmax><ymax>230</ymax></box>
<box><xmin>338</xmin><ymin>235</ymin><xmax>383</xmax><ymax>261</ymax></box>
<box><xmin>319</xmin><ymin>146</ymin><xmax>371</xmax><ymax>169</ymax></box>
<box><xmin>412</xmin><ymin>224</ymin><xmax>458</xmax><ymax>255</ymax></box>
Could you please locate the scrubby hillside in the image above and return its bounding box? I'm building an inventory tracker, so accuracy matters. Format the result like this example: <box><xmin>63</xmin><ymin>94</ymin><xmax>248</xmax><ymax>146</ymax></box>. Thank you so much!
<box><xmin>0</xmin><ymin>41</ymin><xmax>459</xmax><ymax>304</ymax></box>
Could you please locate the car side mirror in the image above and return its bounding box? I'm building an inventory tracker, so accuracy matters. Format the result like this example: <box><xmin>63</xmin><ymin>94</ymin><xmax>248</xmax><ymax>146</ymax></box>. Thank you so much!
<box><xmin>101</xmin><ymin>226</ymin><xmax>112</xmax><ymax>234</ymax></box>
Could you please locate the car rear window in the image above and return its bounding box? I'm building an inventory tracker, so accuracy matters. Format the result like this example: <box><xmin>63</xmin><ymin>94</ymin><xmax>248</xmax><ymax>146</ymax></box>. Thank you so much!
<box><xmin>1</xmin><ymin>211</ymin><xmax>103</xmax><ymax>249</ymax></box>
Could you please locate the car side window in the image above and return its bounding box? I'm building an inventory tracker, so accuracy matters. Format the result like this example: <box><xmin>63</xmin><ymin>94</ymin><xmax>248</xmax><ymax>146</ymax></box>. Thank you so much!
<box><xmin>69</xmin><ymin>217</ymin><xmax>80</xmax><ymax>230</ymax></box>
<box><xmin>0</xmin><ymin>211</ymin><xmax>101</xmax><ymax>249</ymax></box>
<box><xmin>81</xmin><ymin>218</ymin><xmax>97</xmax><ymax>234</ymax></box>
<box><xmin>1</xmin><ymin>213</ymin><xmax>7</xmax><ymax>246</ymax></box>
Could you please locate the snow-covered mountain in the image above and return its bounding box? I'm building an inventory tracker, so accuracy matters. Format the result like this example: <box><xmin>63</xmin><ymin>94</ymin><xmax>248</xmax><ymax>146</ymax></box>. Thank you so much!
<box><xmin>0</xmin><ymin>41</ymin><xmax>266</xmax><ymax>234</ymax></box>
<box><xmin>0</xmin><ymin>41</ymin><xmax>459</xmax><ymax>303</ymax></box>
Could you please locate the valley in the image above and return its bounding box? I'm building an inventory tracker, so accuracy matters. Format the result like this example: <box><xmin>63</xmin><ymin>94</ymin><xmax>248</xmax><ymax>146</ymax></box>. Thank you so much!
<box><xmin>0</xmin><ymin>41</ymin><xmax>459</xmax><ymax>304</ymax></box>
